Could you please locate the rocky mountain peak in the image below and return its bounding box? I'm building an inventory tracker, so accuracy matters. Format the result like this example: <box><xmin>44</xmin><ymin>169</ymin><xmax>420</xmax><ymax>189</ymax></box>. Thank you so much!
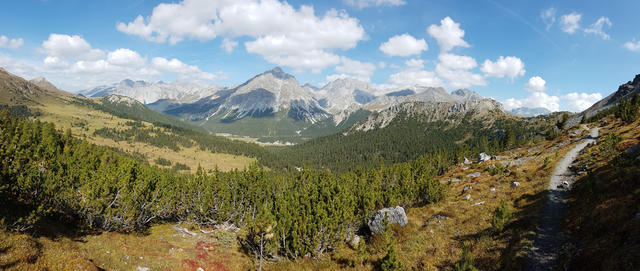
<box><xmin>451</xmin><ymin>88</ymin><xmax>483</xmax><ymax>101</ymax></box>
<box><xmin>262</xmin><ymin>67</ymin><xmax>294</xmax><ymax>80</ymax></box>
<box><xmin>29</xmin><ymin>77</ymin><xmax>60</xmax><ymax>92</ymax></box>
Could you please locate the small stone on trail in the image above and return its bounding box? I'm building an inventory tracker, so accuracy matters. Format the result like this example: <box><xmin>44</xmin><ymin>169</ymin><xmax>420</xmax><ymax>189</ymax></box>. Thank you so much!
<box><xmin>510</xmin><ymin>182</ymin><xmax>520</xmax><ymax>188</ymax></box>
<box><xmin>464</xmin><ymin>194</ymin><xmax>471</xmax><ymax>201</ymax></box>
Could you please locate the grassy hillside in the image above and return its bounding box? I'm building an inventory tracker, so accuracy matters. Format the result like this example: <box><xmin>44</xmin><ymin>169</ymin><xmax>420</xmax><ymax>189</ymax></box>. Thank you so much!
<box><xmin>0</xmin><ymin>69</ymin><xmax>260</xmax><ymax>172</ymax></box>
<box><xmin>562</xmin><ymin>115</ymin><xmax>640</xmax><ymax>269</ymax></box>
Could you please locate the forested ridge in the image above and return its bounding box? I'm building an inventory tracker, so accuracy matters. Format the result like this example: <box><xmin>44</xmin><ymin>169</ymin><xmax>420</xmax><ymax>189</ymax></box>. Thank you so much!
<box><xmin>0</xmin><ymin>109</ymin><xmax>447</xmax><ymax>260</ymax></box>
<box><xmin>263</xmin><ymin>110</ymin><xmax>552</xmax><ymax>172</ymax></box>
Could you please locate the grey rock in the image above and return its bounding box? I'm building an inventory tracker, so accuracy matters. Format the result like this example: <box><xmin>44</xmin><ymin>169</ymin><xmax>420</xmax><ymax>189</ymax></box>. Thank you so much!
<box><xmin>449</xmin><ymin>178</ymin><xmax>462</xmax><ymax>183</ymax></box>
<box><xmin>348</xmin><ymin>234</ymin><xmax>361</xmax><ymax>249</ymax></box>
<box><xmin>367</xmin><ymin>206</ymin><xmax>408</xmax><ymax>234</ymax></box>
<box><xmin>478</xmin><ymin>152</ymin><xmax>491</xmax><ymax>163</ymax></box>
<box><xmin>490</xmin><ymin>188</ymin><xmax>496</xmax><ymax>192</ymax></box>
<box><xmin>466</xmin><ymin>172</ymin><xmax>481</xmax><ymax>178</ymax></box>
<box><xmin>464</xmin><ymin>157</ymin><xmax>472</xmax><ymax>165</ymax></box>
<box><xmin>510</xmin><ymin>182</ymin><xmax>520</xmax><ymax>188</ymax></box>
<box><xmin>464</xmin><ymin>194</ymin><xmax>472</xmax><ymax>201</ymax></box>
<box><xmin>462</xmin><ymin>185</ymin><xmax>473</xmax><ymax>193</ymax></box>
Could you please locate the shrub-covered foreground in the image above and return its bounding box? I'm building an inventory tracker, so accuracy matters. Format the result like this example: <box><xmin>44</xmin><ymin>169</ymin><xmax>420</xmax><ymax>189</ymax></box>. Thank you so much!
<box><xmin>0</xmin><ymin>110</ymin><xmax>446</xmax><ymax>261</ymax></box>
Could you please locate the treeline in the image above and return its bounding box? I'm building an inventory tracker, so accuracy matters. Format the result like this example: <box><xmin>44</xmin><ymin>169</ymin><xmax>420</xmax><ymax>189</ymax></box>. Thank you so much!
<box><xmin>0</xmin><ymin>110</ymin><xmax>446</xmax><ymax>259</ymax></box>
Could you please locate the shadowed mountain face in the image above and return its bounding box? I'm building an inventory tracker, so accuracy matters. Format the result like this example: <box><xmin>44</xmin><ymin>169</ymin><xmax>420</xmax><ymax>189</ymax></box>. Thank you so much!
<box><xmin>385</xmin><ymin>89</ymin><xmax>415</xmax><ymax>97</ymax></box>
<box><xmin>354</xmin><ymin>89</ymin><xmax>376</xmax><ymax>104</ymax></box>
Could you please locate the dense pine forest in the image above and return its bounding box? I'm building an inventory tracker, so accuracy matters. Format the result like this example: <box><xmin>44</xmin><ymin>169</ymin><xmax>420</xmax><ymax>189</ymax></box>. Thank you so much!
<box><xmin>263</xmin><ymin>111</ymin><xmax>552</xmax><ymax>172</ymax></box>
<box><xmin>0</xmin><ymin>109</ymin><xmax>448</xmax><ymax>260</ymax></box>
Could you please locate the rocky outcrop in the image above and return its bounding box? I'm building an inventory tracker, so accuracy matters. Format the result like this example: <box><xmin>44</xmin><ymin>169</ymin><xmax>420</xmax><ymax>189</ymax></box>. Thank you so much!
<box><xmin>367</xmin><ymin>206</ymin><xmax>408</xmax><ymax>234</ymax></box>
<box><xmin>352</xmin><ymin>98</ymin><xmax>504</xmax><ymax>132</ymax></box>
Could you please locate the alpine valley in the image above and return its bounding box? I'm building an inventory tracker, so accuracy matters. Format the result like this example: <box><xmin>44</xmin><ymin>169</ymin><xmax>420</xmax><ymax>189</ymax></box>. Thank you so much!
<box><xmin>1</xmin><ymin>1</ymin><xmax>639</xmax><ymax>270</ymax></box>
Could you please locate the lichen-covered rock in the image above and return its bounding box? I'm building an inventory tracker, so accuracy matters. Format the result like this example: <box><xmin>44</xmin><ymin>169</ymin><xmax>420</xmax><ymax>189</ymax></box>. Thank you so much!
<box><xmin>367</xmin><ymin>206</ymin><xmax>408</xmax><ymax>234</ymax></box>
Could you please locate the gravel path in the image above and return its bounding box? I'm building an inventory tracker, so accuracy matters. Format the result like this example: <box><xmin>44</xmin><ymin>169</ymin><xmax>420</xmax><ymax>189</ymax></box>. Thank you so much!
<box><xmin>527</xmin><ymin>127</ymin><xmax>599</xmax><ymax>270</ymax></box>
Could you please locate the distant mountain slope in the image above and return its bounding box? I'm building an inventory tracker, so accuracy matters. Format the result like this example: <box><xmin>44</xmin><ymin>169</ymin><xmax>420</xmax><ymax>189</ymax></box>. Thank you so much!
<box><xmin>29</xmin><ymin>77</ymin><xmax>61</xmax><ymax>93</ymax></box>
<box><xmin>94</xmin><ymin>94</ymin><xmax>204</xmax><ymax>131</ymax></box>
<box><xmin>80</xmin><ymin>79</ymin><xmax>220</xmax><ymax>104</ymax></box>
<box><xmin>312</xmin><ymin>78</ymin><xmax>378</xmax><ymax>123</ymax></box>
<box><xmin>566</xmin><ymin>74</ymin><xmax>640</xmax><ymax>127</ymax></box>
<box><xmin>356</xmin><ymin>91</ymin><xmax>502</xmax><ymax>131</ymax></box>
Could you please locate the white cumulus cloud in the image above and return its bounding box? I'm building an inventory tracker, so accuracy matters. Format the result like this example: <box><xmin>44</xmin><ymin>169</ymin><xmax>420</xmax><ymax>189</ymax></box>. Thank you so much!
<box><xmin>379</xmin><ymin>34</ymin><xmax>428</xmax><ymax>57</ymax></box>
<box><xmin>117</xmin><ymin>0</ymin><xmax>366</xmax><ymax>73</ymax></box>
<box><xmin>584</xmin><ymin>17</ymin><xmax>612</xmax><ymax>40</ymax></box>
<box><xmin>481</xmin><ymin>56</ymin><xmax>525</xmax><ymax>79</ymax></box>
<box><xmin>427</xmin><ymin>17</ymin><xmax>469</xmax><ymax>52</ymax></box>
<box><xmin>435</xmin><ymin>64</ymin><xmax>485</xmax><ymax>89</ymax></box>
<box><xmin>107</xmin><ymin>48</ymin><xmax>145</xmax><ymax>67</ymax></box>
<box><xmin>343</xmin><ymin>0</ymin><xmax>406</xmax><ymax>9</ymax></box>
<box><xmin>524</xmin><ymin>76</ymin><xmax>546</xmax><ymax>91</ymax></box>
<box><xmin>41</xmin><ymin>34</ymin><xmax>104</xmax><ymax>60</ymax></box>
<box><xmin>332</xmin><ymin>56</ymin><xmax>376</xmax><ymax>82</ymax></box>
<box><xmin>563</xmin><ymin>92</ymin><xmax>602</xmax><ymax>112</ymax></box>
<box><xmin>559</xmin><ymin>12</ymin><xmax>581</xmax><ymax>34</ymax></box>
<box><xmin>503</xmin><ymin>92</ymin><xmax>560</xmax><ymax>112</ymax></box>
<box><xmin>43</xmin><ymin>56</ymin><xmax>69</xmax><ymax>69</ymax></box>
<box><xmin>404</xmin><ymin>58</ymin><xmax>424</xmax><ymax>70</ymax></box>
<box><xmin>388</xmin><ymin>69</ymin><xmax>443</xmax><ymax>87</ymax></box>
<box><xmin>438</xmin><ymin>53</ymin><xmax>477</xmax><ymax>70</ymax></box>
<box><xmin>624</xmin><ymin>40</ymin><xmax>640</xmax><ymax>52</ymax></box>
<box><xmin>151</xmin><ymin>57</ymin><xmax>220</xmax><ymax>81</ymax></box>
<box><xmin>0</xmin><ymin>35</ymin><xmax>24</xmax><ymax>49</ymax></box>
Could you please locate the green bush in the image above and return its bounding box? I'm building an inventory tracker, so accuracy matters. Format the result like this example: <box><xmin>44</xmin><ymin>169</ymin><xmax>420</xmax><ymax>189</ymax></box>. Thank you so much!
<box><xmin>154</xmin><ymin>157</ymin><xmax>172</xmax><ymax>166</ymax></box>
<box><xmin>171</xmin><ymin>162</ymin><xmax>190</xmax><ymax>171</ymax></box>
<box><xmin>380</xmin><ymin>245</ymin><xmax>402</xmax><ymax>271</ymax></box>
<box><xmin>491</xmin><ymin>199</ymin><xmax>512</xmax><ymax>233</ymax></box>
<box><xmin>454</xmin><ymin>244</ymin><xmax>478</xmax><ymax>271</ymax></box>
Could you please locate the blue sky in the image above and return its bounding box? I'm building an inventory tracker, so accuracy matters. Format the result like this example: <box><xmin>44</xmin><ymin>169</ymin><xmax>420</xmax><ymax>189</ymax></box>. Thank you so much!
<box><xmin>1</xmin><ymin>0</ymin><xmax>639</xmax><ymax>112</ymax></box>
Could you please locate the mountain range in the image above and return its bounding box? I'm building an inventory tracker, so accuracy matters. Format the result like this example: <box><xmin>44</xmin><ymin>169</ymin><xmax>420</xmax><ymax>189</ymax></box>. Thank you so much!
<box><xmin>78</xmin><ymin>67</ymin><xmax>508</xmax><ymax>140</ymax></box>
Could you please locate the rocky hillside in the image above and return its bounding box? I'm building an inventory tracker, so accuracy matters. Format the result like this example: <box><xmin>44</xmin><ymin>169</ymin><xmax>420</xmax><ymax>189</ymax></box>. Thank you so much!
<box><xmin>566</xmin><ymin>74</ymin><xmax>640</xmax><ymax>128</ymax></box>
<box><xmin>354</xmin><ymin>94</ymin><xmax>504</xmax><ymax>132</ymax></box>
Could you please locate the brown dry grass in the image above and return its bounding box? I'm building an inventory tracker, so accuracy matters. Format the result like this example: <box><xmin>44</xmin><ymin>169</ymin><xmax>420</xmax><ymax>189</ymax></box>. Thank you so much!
<box><xmin>562</xmin><ymin>116</ymin><xmax>640</xmax><ymax>270</ymax></box>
